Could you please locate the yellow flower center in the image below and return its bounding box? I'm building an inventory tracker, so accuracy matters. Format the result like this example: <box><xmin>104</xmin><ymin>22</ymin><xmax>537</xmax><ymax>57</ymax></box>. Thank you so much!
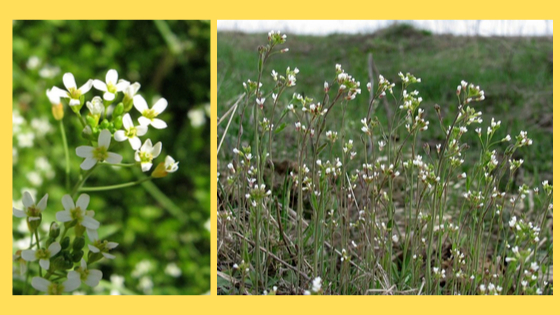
<box><xmin>142</xmin><ymin>109</ymin><xmax>158</xmax><ymax>120</ymax></box>
<box><xmin>125</xmin><ymin>127</ymin><xmax>137</xmax><ymax>138</ymax></box>
<box><xmin>93</xmin><ymin>146</ymin><xmax>109</xmax><ymax>161</ymax></box>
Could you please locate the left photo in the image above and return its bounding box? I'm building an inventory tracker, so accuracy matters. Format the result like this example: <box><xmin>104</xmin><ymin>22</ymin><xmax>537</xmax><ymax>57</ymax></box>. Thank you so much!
<box><xmin>12</xmin><ymin>20</ymin><xmax>210</xmax><ymax>295</ymax></box>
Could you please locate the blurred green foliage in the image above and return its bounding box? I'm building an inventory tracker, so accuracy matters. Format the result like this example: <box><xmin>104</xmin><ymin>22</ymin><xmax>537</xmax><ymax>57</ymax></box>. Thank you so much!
<box><xmin>13</xmin><ymin>20</ymin><xmax>210</xmax><ymax>295</ymax></box>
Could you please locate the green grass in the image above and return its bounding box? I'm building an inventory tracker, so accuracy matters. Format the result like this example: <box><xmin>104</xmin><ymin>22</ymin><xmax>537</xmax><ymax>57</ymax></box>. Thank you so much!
<box><xmin>218</xmin><ymin>25</ymin><xmax>552</xmax><ymax>178</ymax></box>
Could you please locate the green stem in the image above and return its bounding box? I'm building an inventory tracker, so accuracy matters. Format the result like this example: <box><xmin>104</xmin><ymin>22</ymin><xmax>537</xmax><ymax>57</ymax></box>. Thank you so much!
<box><xmin>59</xmin><ymin>120</ymin><xmax>71</xmax><ymax>191</ymax></box>
<box><xmin>80</xmin><ymin>177</ymin><xmax>152</xmax><ymax>192</ymax></box>
<box><xmin>71</xmin><ymin>166</ymin><xmax>97</xmax><ymax>198</ymax></box>
<box><xmin>34</xmin><ymin>230</ymin><xmax>42</xmax><ymax>277</ymax></box>
<box><xmin>100</xmin><ymin>161</ymin><xmax>138</xmax><ymax>168</ymax></box>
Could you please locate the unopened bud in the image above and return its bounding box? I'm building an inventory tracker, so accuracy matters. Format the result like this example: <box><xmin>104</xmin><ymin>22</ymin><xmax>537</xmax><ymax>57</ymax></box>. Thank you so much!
<box><xmin>52</xmin><ymin>103</ymin><xmax>64</xmax><ymax>120</ymax></box>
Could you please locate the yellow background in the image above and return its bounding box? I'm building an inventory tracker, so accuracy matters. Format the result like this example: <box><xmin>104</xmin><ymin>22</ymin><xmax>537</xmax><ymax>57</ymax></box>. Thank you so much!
<box><xmin>3</xmin><ymin>1</ymin><xmax>557</xmax><ymax>314</ymax></box>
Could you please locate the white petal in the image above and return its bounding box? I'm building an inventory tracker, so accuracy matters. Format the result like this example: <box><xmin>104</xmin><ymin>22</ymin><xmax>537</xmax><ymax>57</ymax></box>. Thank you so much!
<box><xmin>76</xmin><ymin>194</ymin><xmax>90</xmax><ymax>210</ymax></box>
<box><xmin>63</xmin><ymin>73</ymin><xmax>77</xmax><ymax>90</ymax></box>
<box><xmin>150</xmin><ymin>118</ymin><xmax>167</xmax><ymax>129</ymax></box>
<box><xmin>102</xmin><ymin>253</ymin><xmax>116</xmax><ymax>259</ymax></box>
<box><xmin>105</xmin><ymin>152</ymin><xmax>123</xmax><ymax>164</ymax></box>
<box><xmin>133</xmin><ymin>94</ymin><xmax>148</xmax><ymax>112</ymax></box>
<box><xmin>151</xmin><ymin>142</ymin><xmax>162</xmax><ymax>158</ymax></box>
<box><xmin>98</xmin><ymin>129</ymin><xmax>112</xmax><ymax>148</ymax></box>
<box><xmin>63</xmin><ymin>277</ymin><xmax>81</xmax><ymax>292</ymax></box>
<box><xmin>152</xmin><ymin>98</ymin><xmax>167</xmax><ymax>113</ymax></box>
<box><xmin>36</xmin><ymin>193</ymin><xmax>49</xmax><ymax>211</ymax></box>
<box><xmin>32</xmin><ymin>277</ymin><xmax>51</xmax><ymax>292</ymax></box>
<box><xmin>134</xmin><ymin>150</ymin><xmax>140</xmax><ymax>162</ymax></box>
<box><xmin>28</xmin><ymin>216</ymin><xmax>41</xmax><ymax>222</ymax></box>
<box><xmin>136</xmin><ymin>125</ymin><xmax>148</xmax><ymax>136</ymax></box>
<box><xmin>122</xmin><ymin>113</ymin><xmax>133</xmax><ymax>130</ymax></box>
<box><xmin>50</xmin><ymin>86</ymin><xmax>69</xmax><ymax>99</ymax></box>
<box><xmin>80</xmin><ymin>258</ymin><xmax>87</xmax><ymax>269</ymax></box>
<box><xmin>88</xmin><ymin>244</ymin><xmax>100</xmax><ymax>253</ymax></box>
<box><xmin>140</xmin><ymin>139</ymin><xmax>153</xmax><ymax>152</ymax></box>
<box><xmin>93</xmin><ymin>79</ymin><xmax>107</xmax><ymax>92</ymax></box>
<box><xmin>61</xmin><ymin>195</ymin><xmax>75</xmax><ymax>211</ymax></box>
<box><xmin>80</xmin><ymin>158</ymin><xmax>98</xmax><ymax>170</ymax></box>
<box><xmin>48</xmin><ymin>242</ymin><xmax>61</xmax><ymax>256</ymax></box>
<box><xmin>56</xmin><ymin>211</ymin><xmax>72</xmax><ymax>222</ymax></box>
<box><xmin>69</xmin><ymin>99</ymin><xmax>81</xmax><ymax>106</ymax></box>
<box><xmin>13</xmin><ymin>208</ymin><xmax>26</xmax><ymax>218</ymax></box>
<box><xmin>22</xmin><ymin>191</ymin><xmax>34</xmax><ymax>208</ymax></box>
<box><xmin>114</xmin><ymin>130</ymin><xmax>127</xmax><ymax>142</ymax></box>
<box><xmin>116</xmin><ymin>79</ymin><xmax>130</xmax><ymax>91</ymax></box>
<box><xmin>129</xmin><ymin>137</ymin><xmax>141</xmax><ymax>150</ymax></box>
<box><xmin>141</xmin><ymin>162</ymin><xmax>153</xmax><ymax>172</ymax></box>
<box><xmin>86</xmin><ymin>228</ymin><xmax>98</xmax><ymax>242</ymax></box>
<box><xmin>79</xmin><ymin>79</ymin><xmax>93</xmax><ymax>94</ymax></box>
<box><xmin>39</xmin><ymin>259</ymin><xmax>50</xmax><ymax>270</ymax></box>
<box><xmin>67</xmin><ymin>270</ymin><xmax>80</xmax><ymax>281</ymax></box>
<box><xmin>138</xmin><ymin>116</ymin><xmax>151</xmax><ymax>126</ymax></box>
<box><xmin>103</xmin><ymin>92</ymin><xmax>115</xmax><ymax>101</ymax></box>
<box><xmin>107</xmin><ymin>242</ymin><xmax>119</xmax><ymax>249</ymax></box>
<box><xmin>85</xmin><ymin>270</ymin><xmax>103</xmax><ymax>287</ymax></box>
<box><xmin>106</xmin><ymin>69</ymin><xmax>118</xmax><ymax>85</ymax></box>
<box><xmin>129</xmin><ymin>82</ymin><xmax>141</xmax><ymax>95</ymax></box>
<box><xmin>81</xmin><ymin>216</ymin><xmax>100</xmax><ymax>230</ymax></box>
<box><xmin>21</xmin><ymin>250</ymin><xmax>37</xmax><ymax>262</ymax></box>
<box><xmin>76</xmin><ymin>146</ymin><xmax>94</xmax><ymax>158</ymax></box>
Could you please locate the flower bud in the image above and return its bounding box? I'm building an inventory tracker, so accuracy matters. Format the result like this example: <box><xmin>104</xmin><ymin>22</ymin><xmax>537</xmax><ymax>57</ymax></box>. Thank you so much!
<box><xmin>151</xmin><ymin>162</ymin><xmax>169</xmax><ymax>178</ymax></box>
<box><xmin>27</xmin><ymin>216</ymin><xmax>42</xmax><ymax>233</ymax></box>
<box><xmin>71</xmin><ymin>250</ymin><xmax>84</xmax><ymax>263</ymax></box>
<box><xmin>114</xmin><ymin>115</ymin><xmax>123</xmax><ymax>129</ymax></box>
<box><xmin>114</xmin><ymin>102</ymin><xmax>124</xmax><ymax>116</ymax></box>
<box><xmin>48</xmin><ymin>222</ymin><xmax>60</xmax><ymax>239</ymax></box>
<box><xmin>72</xmin><ymin>236</ymin><xmax>85</xmax><ymax>251</ymax></box>
<box><xmin>51</xmin><ymin>256</ymin><xmax>67</xmax><ymax>271</ymax></box>
<box><xmin>86</xmin><ymin>115</ymin><xmax>99</xmax><ymax>128</ymax></box>
<box><xmin>52</xmin><ymin>103</ymin><xmax>64</xmax><ymax>120</ymax></box>
<box><xmin>60</xmin><ymin>236</ymin><xmax>71</xmax><ymax>250</ymax></box>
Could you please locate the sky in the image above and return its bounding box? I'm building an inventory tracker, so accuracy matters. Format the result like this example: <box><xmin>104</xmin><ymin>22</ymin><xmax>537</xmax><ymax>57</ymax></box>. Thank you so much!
<box><xmin>217</xmin><ymin>20</ymin><xmax>553</xmax><ymax>37</ymax></box>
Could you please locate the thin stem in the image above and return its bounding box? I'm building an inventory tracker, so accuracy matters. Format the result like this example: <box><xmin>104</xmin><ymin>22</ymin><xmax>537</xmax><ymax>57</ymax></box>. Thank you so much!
<box><xmin>80</xmin><ymin>177</ymin><xmax>152</xmax><ymax>192</ymax></box>
<box><xmin>71</xmin><ymin>165</ymin><xmax>97</xmax><ymax>198</ymax></box>
<box><xmin>59</xmin><ymin>120</ymin><xmax>71</xmax><ymax>191</ymax></box>
<box><xmin>100</xmin><ymin>161</ymin><xmax>138</xmax><ymax>168</ymax></box>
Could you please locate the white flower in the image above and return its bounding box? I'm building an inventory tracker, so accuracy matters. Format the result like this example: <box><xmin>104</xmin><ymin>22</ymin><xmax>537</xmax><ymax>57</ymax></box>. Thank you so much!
<box><xmin>123</xmin><ymin>82</ymin><xmax>141</xmax><ymax>99</ymax></box>
<box><xmin>22</xmin><ymin>242</ymin><xmax>61</xmax><ymax>270</ymax></box>
<box><xmin>76</xmin><ymin>129</ymin><xmax>122</xmax><ymax>170</ymax></box>
<box><xmin>311</xmin><ymin>277</ymin><xmax>322</xmax><ymax>293</ymax></box>
<box><xmin>188</xmin><ymin>108</ymin><xmax>206</xmax><ymax>128</ymax></box>
<box><xmin>13</xmin><ymin>191</ymin><xmax>48</xmax><ymax>223</ymax></box>
<box><xmin>68</xmin><ymin>258</ymin><xmax>103</xmax><ymax>287</ymax></box>
<box><xmin>32</xmin><ymin>276</ymin><xmax>80</xmax><ymax>295</ymax></box>
<box><xmin>49</xmin><ymin>72</ymin><xmax>93</xmax><ymax>106</ymax></box>
<box><xmin>86</xmin><ymin>96</ymin><xmax>104</xmax><ymax>117</ymax></box>
<box><xmin>134</xmin><ymin>95</ymin><xmax>168</xmax><ymax>129</ymax></box>
<box><xmin>88</xmin><ymin>237</ymin><xmax>119</xmax><ymax>260</ymax></box>
<box><xmin>56</xmin><ymin>194</ymin><xmax>100</xmax><ymax>240</ymax></box>
<box><xmin>93</xmin><ymin>69</ymin><xmax>129</xmax><ymax>101</ymax></box>
<box><xmin>114</xmin><ymin>114</ymin><xmax>148</xmax><ymax>150</ymax></box>
<box><xmin>164</xmin><ymin>263</ymin><xmax>182</xmax><ymax>277</ymax></box>
<box><xmin>135</xmin><ymin>139</ymin><xmax>162</xmax><ymax>172</ymax></box>
<box><xmin>164</xmin><ymin>155</ymin><xmax>179</xmax><ymax>173</ymax></box>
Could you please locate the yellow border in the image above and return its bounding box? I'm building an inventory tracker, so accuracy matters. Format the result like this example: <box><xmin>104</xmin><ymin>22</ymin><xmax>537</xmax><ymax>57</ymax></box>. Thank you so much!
<box><xmin>3</xmin><ymin>3</ymin><xmax>557</xmax><ymax>315</ymax></box>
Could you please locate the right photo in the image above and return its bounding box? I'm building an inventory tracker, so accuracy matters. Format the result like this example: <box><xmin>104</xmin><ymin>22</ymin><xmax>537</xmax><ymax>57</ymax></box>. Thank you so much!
<box><xmin>216</xmin><ymin>20</ymin><xmax>553</xmax><ymax>295</ymax></box>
